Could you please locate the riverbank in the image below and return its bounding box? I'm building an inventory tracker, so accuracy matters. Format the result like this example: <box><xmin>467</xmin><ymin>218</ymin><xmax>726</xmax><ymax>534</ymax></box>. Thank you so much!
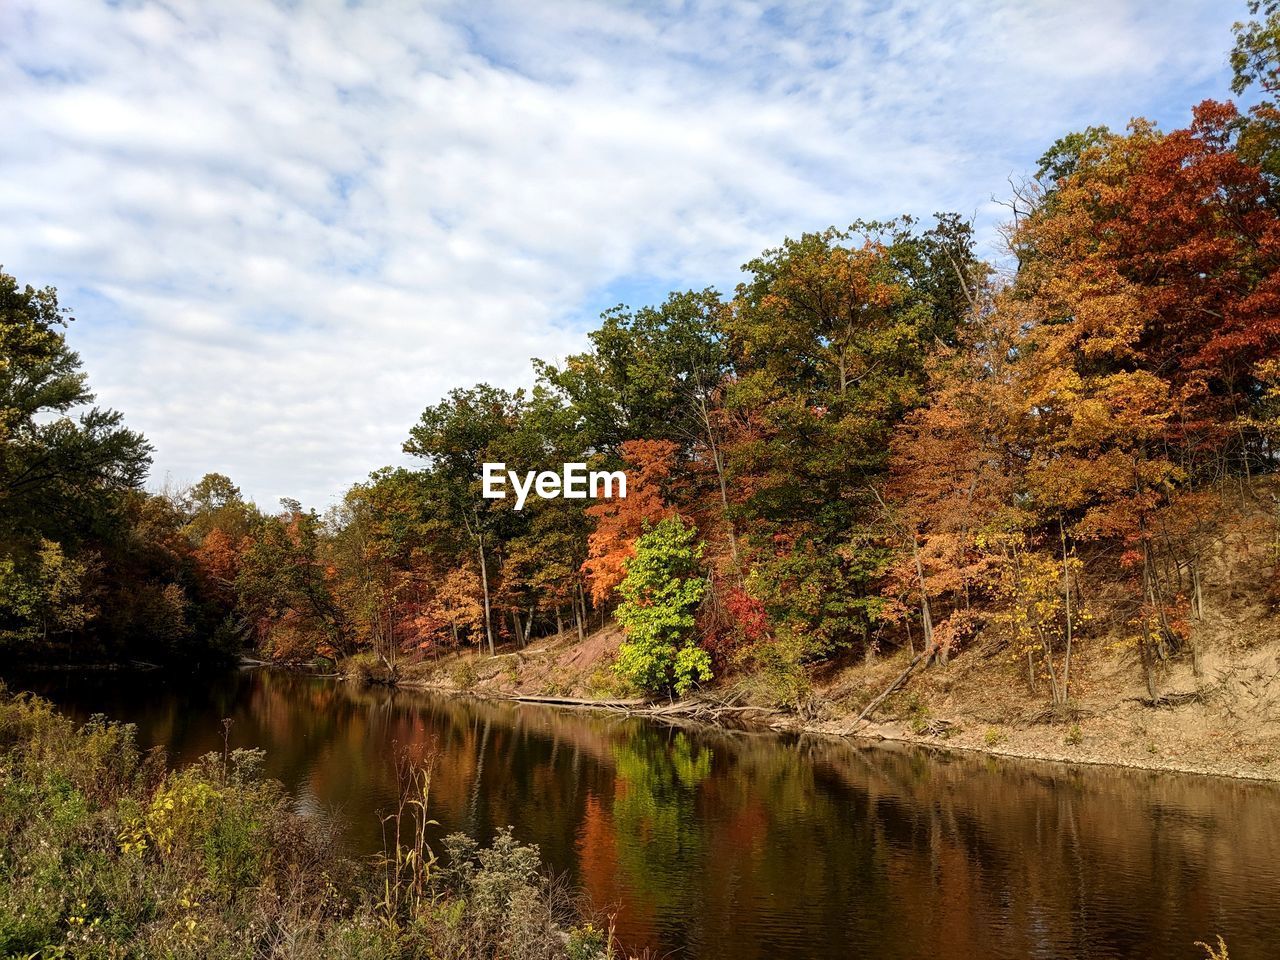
<box><xmin>0</xmin><ymin>689</ymin><xmax>621</xmax><ymax>960</ymax></box>
<box><xmin>376</xmin><ymin>617</ymin><xmax>1280</xmax><ymax>784</ymax></box>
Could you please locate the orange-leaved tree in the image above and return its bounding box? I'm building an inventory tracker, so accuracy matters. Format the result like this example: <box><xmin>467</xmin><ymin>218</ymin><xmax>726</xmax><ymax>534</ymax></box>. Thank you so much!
<box><xmin>582</xmin><ymin>439</ymin><xmax>680</xmax><ymax>604</ymax></box>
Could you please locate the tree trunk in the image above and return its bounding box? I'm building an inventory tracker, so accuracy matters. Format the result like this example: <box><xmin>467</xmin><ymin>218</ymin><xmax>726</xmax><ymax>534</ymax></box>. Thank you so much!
<box><xmin>1036</xmin><ymin>620</ymin><xmax>1061</xmax><ymax>704</ymax></box>
<box><xmin>1191</xmin><ymin>557</ymin><xmax>1204</xmax><ymax>620</ymax></box>
<box><xmin>1140</xmin><ymin>617</ymin><xmax>1159</xmax><ymax>700</ymax></box>
<box><xmin>700</xmin><ymin>414</ymin><xmax>739</xmax><ymax>567</ymax></box>
<box><xmin>477</xmin><ymin>536</ymin><xmax>495</xmax><ymax>656</ymax></box>
<box><xmin>712</xmin><ymin>443</ymin><xmax>739</xmax><ymax>566</ymax></box>
<box><xmin>910</xmin><ymin>534</ymin><xmax>936</xmax><ymax>661</ymax></box>
<box><xmin>1188</xmin><ymin>555</ymin><xmax>1203</xmax><ymax>677</ymax></box>
<box><xmin>1143</xmin><ymin>540</ymin><xmax>1173</xmax><ymax>658</ymax></box>
<box><xmin>1010</xmin><ymin>543</ymin><xmax>1036</xmax><ymax>694</ymax></box>
<box><xmin>1060</xmin><ymin>517</ymin><xmax>1073</xmax><ymax>706</ymax></box>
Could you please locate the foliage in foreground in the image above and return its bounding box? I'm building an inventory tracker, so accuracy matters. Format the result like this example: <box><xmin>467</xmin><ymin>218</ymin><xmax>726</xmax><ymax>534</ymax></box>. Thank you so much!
<box><xmin>0</xmin><ymin>691</ymin><xmax>617</xmax><ymax>959</ymax></box>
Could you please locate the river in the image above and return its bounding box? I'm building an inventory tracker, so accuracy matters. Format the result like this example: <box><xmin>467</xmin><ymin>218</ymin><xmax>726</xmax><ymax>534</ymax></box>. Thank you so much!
<box><xmin>12</xmin><ymin>667</ymin><xmax>1280</xmax><ymax>959</ymax></box>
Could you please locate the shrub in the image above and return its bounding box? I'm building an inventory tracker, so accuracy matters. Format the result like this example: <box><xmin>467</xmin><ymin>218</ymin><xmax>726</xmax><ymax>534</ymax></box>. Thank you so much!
<box><xmin>428</xmin><ymin>827</ymin><xmax>572</xmax><ymax>960</ymax></box>
<box><xmin>902</xmin><ymin>693</ymin><xmax>931</xmax><ymax>734</ymax></box>
<box><xmin>737</xmin><ymin>632</ymin><xmax>812</xmax><ymax>709</ymax></box>
<box><xmin>568</xmin><ymin>923</ymin><xmax>609</xmax><ymax>960</ymax></box>
<box><xmin>346</xmin><ymin>650</ymin><xmax>398</xmax><ymax>685</ymax></box>
<box><xmin>451</xmin><ymin>657</ymin><xmax>479</xmax><ymax>690</ymax></box>
<box><xmin>614</xmin><ymin>516</ymin><xmax>712</xmax><ymax>697</ymax></box>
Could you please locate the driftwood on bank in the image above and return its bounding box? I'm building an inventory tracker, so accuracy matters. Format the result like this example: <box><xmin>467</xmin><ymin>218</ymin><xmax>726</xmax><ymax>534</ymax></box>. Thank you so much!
<box><xmin>505</xmin><ymin>694</ymin><xmax>645</xmax><ymax>709</ymax></box>
<box><xmin>625</xmin><ymin>694</ymin><xmax>782</xmax><ymax>729</ymax></box>
<box><xmin>503</xmin><ymin>691</ymin><xmax>782</xmax><ymax>729</ymax></box>
<box><xmin>1129</xmin><ymin>689</ymin><xmax>1205</xmax><ymax>709</ymax></box>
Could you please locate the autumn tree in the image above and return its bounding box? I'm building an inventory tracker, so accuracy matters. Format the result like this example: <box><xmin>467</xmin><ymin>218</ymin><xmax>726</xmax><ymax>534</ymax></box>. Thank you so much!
<box><xmin>541</xmin><ymin>290</ymin><xmax>739</xmax><ymax>561</ymax></box>
<box><xmin>237</xmin><ymin>502</ymin><xmax>351</xmax><ymax>661</ymax></box>
<box><xmin>992</xmin><ymin>537</ymin><xmax>1084</xmax><ymax>705</ymax></box>
<box><xmin>0</xmin><ymin>270</ymin><xmax>152</xmax><ymax>654</ymax></box>
<box><xmin>181</xmin><ymin>473</ymin><xmax>259</xmax><ymax>639</ymax></box>
<box><xmin>1005</xmin><ymin>106</ymin><xmax>1280</xmax><ymax>696</ymax></box>
<box><xmin>723</xmin><ymin>220</ymin><xmax>975</xmax><ymax>658</ymax></box>
<box><xmin>0</xmin><ymin>538</ymin><xmax>92</xmax><ymax>643</ymax></box>
<box><xmin>1232</xmin><ymin>0</ymin><xmax>1280</xmax><ymax>181</ymax></box>
<box><xmin>0</xmin><ymin>271</ymin><xmax>236</xmax><ymax>665</ymax></box>
<box><xmin>489</xmin><ymin>385</ymin><xmax>595</xmax><ymax>645</ymax></box>
<box><xmin>404</xmin><ymin>385</ymin><xmax>528</xmax><ymax>655</ymax></box>
<box><xmin>582</xmin><ymin>439</ymin><xmax>679</xmax><ymax>604</ymax></box>
<box><xmin>424</xmin><ymin>564</ymin><xmax>486</xmax><ymax>649</ymax></box>
<box><xmin>883</xmin><ymin>289</ymin><xmax>1017</xmax><ymax>664</ymax></box>
<box><xmin>329</xmin><ymin>480</ymin><xmax>416</xmax><ymax>674</ymax></box>
<box><xmin>499</xmin><ymin>501</ymin><xmax>591</xmax><ymax>646</ymax></box>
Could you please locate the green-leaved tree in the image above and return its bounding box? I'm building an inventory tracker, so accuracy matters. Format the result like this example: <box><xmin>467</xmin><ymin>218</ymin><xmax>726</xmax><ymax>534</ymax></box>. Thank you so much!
<box><xmin>615</xmin><ymin>515</ymin><xmax>710</xmax><ymax>697</ymax></box>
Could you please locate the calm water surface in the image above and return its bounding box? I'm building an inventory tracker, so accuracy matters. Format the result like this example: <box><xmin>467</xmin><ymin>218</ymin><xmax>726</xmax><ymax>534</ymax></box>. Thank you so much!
<box><xmin>13</xmin><ymin>668</ymin><xmax>1280</xmax><ymax>960</ymax></box>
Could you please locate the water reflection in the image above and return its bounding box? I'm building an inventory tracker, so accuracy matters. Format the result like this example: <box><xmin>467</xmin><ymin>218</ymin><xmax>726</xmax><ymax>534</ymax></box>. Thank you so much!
<box><xmin>15</xmin><ymin>668</ymin><xmax>1280</xmax><ymax>960</ymax></box>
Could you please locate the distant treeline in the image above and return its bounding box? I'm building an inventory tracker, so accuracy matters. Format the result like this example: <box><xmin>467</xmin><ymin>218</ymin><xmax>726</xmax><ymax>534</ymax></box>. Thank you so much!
<box><xmin>4</xmin><ymin>6</ymin><xmax>1280</xmax><ymax>699</ymax></box>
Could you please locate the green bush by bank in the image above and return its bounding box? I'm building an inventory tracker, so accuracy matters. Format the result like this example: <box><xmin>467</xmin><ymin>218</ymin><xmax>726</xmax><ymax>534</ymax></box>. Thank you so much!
<box><xmin>614</xmin><ymin>516</ymin><xmax>711</xmax><ymax>697</ymax></box>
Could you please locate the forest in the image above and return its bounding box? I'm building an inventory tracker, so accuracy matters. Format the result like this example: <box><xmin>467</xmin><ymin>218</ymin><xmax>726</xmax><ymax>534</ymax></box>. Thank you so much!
<box><xmin>5</xmin><ymin>4</ymin><xmax>1280</xmax><ymax>716</ymax></box>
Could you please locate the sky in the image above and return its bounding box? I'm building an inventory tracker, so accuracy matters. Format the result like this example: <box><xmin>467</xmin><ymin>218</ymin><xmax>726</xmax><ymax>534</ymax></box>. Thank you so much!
<box><xmin>0</xmin><ymin>0</ymin><xmax>1250</xmax><ymax>509</ymax></box>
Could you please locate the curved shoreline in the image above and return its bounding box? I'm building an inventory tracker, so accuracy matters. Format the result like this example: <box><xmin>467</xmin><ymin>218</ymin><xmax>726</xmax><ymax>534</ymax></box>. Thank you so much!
<box><xmin>385</xmin><ymin>676</ymin><xmax>1280</xmax><ymax>785</ymax></box>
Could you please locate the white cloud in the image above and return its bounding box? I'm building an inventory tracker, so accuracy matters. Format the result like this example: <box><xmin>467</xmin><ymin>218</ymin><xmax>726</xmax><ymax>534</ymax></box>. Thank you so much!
<box><xmin>0</xmin><ymin>0</ymin><xmax>1240</xmax><ymax>506</ymax></box>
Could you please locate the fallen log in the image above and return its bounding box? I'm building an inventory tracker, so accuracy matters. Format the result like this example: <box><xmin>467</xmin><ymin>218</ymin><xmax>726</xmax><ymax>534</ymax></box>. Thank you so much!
<box><xmin>916</xmin><ymin>717</ymin><xmax>957</xmax><ymax>738</ymax></box>
<box><xmin>1129</xmin><ymin>690</ymin><xmax>1204</xmax><ymax>708</ymax></box>
<box><xmin>854</xmin><ymin>651</ymin><xmax>928</xmax><ymax>726</ymax></box>
<box><xmin>629</xmin><ymin>698</ymin><xmax>781</xmax><ymax>727</ymax></box>
<box><xmin>504</xmin><ymin>692</ymin><xmax>780</xmax><ymax>729</ymax></box>
<box><xmin>506</xmin><ymin>694</ymin><xmax>646</xmax><ymax>709</ymax></box>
